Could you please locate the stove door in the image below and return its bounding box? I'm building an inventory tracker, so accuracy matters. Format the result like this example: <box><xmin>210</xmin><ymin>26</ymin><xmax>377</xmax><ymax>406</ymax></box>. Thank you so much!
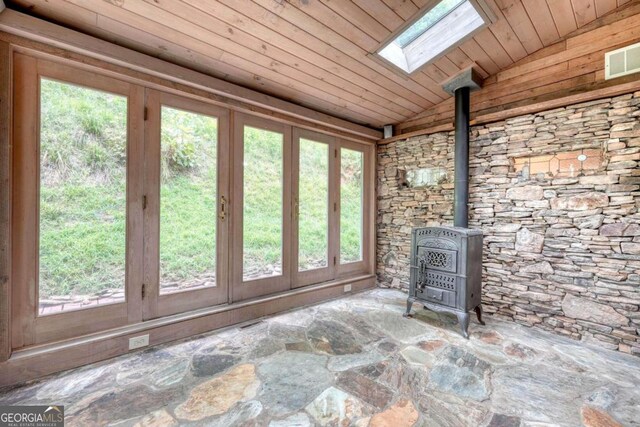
<box><xmin>417</xmin><ymin>246</ymin><xmax>457</xmax><ymax>274</ymax></box>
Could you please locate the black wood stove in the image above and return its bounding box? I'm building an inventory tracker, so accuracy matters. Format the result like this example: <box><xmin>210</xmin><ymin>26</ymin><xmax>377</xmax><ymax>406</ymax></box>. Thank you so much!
<box><xmin>404</xmin><ymin>226</ymin><xmax>484</xmax><ymax>338</ymax></box>
<box><xmin>403</xmin><ymin>68</ymin><xmax>485</xmax><ymax>338</ymax></box>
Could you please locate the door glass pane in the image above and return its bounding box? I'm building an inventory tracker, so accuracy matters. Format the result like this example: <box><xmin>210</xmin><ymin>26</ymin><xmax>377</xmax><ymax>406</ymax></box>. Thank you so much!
<box><xmin>298</xmin><ymin>138</ymin><xmax>329</xmax><ymax>272</ymax></box>
<box><xmin>160</xmin><ymin>106</ymin><xmax>218</xmax><ymax>295</ymax></box>
<box><xmin>39</xmin><ymin>79</ymin><xmax>127</xmax><ymax>315</ymax></box>
<box><xmin>340</xmin><ymin>148</ymin><xmax>364</xmax><ymax>264</ymax></box>
<box><xmin>243</xmin><ymin>126</ymin><xmax>283</xmax><ymax>281</ymax></box>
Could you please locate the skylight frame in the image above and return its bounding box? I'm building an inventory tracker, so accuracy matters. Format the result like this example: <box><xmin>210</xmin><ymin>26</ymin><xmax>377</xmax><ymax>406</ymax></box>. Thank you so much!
<box><xmin>373</xmin><ymin>0</ymin><xmax>495</xmax><ymax>76</ymax></box>
<box><xmin>395</xmin><ymin>0</ymin><xmax>466</xmax><ymax>48</ymax></box>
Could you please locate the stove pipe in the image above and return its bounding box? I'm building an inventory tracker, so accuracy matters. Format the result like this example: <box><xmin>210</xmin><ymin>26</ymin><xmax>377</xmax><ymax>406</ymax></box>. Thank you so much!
<box><xmin>453</xmin><ymin>87</ymin><xmax>470</xmax><ymax>228</ymax></box>
<box><xmin>442</xmin><ymin>67</ymin><xmax>482</xmax><ymax>229</ymax></box>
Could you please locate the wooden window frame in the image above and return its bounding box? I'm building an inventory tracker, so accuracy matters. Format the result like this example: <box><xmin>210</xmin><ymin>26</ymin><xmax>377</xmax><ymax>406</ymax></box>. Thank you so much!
<box><xmin>292</xmin><ymin>128</ymin><xmax>338</xmax><ymax>289</ymax></box>
<box><xmin>142</xmin><ymin>89</ymin><xmax>230</xmax><ymax>320</ymax></box>
<box><xmin>337</xmin><ymin>139</ymin><xmax>375</xmax><ymax>277</ymax></box>
<box><xmin>369</xmin><ymin>0</ymin><xmax>496</xmax><ymax>78</ymax></box>
<box><xmin>8</xmin><ymin>49</ymin><xmax>376</xmax><ymax>354</ymax></box>
<box><xmin>0</xmin><ymin>17</ymin><xmax>379</xmax><ymax>379</ymax></box>
<box><xmin>11</xmin><ymin>54</ymin><xmax>145</xmax><ymax>348</ymax></box>
<box><xmin>231</xmin><ymin>112</ymin><xmax>293</xmax><ymax>302</ymax></box>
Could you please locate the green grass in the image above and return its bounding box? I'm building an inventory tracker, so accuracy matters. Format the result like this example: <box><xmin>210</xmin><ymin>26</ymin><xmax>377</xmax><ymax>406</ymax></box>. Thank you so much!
<box><xmin>159</xmin><ymin>106</ymin><xmax>218</xmax><ymax>282</ymax></box>
<box><xmin>160</xmin><ymin>176</ymin><xmax>217</xmax><ymax>281</ymax></box>
<box><xmin>40</xmin><ymin>183</ymin><xmax>126</xmax><ymax>297</ymax></box>
<box><xmin>243</xmin><ymin>126</ymin><xmax>285</xmax><ymax>274</ymax></box>
<box><xmin>38</xmin><ymin>79</ymin><xmax>363</xmax><ymax>298</ymax></box>
<box><xmin>299</xmin><ymin>139</ymin><xmax>329</xmax><ymax>270</ymax></box>
<box><xmin>341</xmin><ymin>148</ymin><xmax>364</xmax><ymax>263</ymax></box>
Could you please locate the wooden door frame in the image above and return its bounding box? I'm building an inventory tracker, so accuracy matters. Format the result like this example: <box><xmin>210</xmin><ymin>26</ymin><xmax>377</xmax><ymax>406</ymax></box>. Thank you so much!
<box><xmin>231</xmin><ymin>113</ymin><xmax>292</xmax><ymax>301</ymax></box>
<box><xmin>337</xmin><ymin>139</ymin><xmax>374</xmax><ymax>278</ymax></box>
<box><xmin>0</xmin><ymin>40</ymin><xmax>11</xmax><ymax>363</ymax></box>
<box><xmin>292</xmin><ymin>127</ymin><xmax>337</xmax><ymax>288</ymax></box>
<box><xmin>11</xmin><ymin>53</ymin><xmax>144</xmax><ymax>348</ymax></box>
<box><xmin>142</xmin><ymin>90</ymin><xmax>230</xmax><ymax>320</ymax></box>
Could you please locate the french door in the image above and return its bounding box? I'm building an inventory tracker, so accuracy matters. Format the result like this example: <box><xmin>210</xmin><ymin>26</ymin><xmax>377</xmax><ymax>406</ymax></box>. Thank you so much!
<box><xmin>12</xmin><ymin>55</ymin><xmax>145</xmax><ymax>346</ymax></box>
<box><xmin>231</xmin><ymin>121</ymin><xmax>372</xmax><ymax>300</ymax></box>
<box><xmin>142</xmin><ymin>90</ymin><xmax>229</xmax><ymax>319</ymax></box>
<box><xmin>232</xmin><ymin>114</ymin><xmax>292</xmax><ymax>301</ymax></box>
<box><xmin>11</xmin><ymin>53</ymin><xmax>372</xmax><ymax>349</ymax></box>
<box><xmin>292</xmin><ymin>128</ymin><xmax>337</xmax><ymax>288</ymax></box>
<box><xmin>11</xmin><ymin>56</ymin><xmax>230</xmax><ymax>345</ymax></box>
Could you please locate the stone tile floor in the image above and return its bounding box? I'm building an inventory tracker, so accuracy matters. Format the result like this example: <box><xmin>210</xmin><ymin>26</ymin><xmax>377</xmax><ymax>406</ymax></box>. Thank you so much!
<box><xmin>1</xmin><ymin>288</ymin><xmax>639</xmax><ymax>426</ymax></box>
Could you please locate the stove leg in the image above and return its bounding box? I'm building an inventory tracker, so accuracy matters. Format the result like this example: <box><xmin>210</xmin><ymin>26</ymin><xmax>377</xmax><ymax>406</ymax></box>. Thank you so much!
<box><xmin>403</xmin><ymin>297</ymin><xmax>415</xmax><ymax>318</ymax></box>
<box><xmin>474</xmin><ymin>305</ymin><xmax>485</xmax><ymax>325</ymax></box>
<box><xmin>457</xmin><ymin>311</ymin><xmax>470</xmax><ymax>339</ymax></box>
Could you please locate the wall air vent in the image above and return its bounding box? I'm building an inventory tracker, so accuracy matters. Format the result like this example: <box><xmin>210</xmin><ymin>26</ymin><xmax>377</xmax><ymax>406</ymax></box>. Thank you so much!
<box><xmin>605</xmin><ymin>42</ymin><xmax>640</xmax><ymax>80</ymax></box>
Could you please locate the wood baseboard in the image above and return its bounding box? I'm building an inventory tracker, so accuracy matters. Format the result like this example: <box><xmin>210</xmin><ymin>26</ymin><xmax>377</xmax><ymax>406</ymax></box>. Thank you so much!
<box><xmin>0</xmin><ymin>274</ymin><xmax>375</xmax><ymax>388</ymax></box>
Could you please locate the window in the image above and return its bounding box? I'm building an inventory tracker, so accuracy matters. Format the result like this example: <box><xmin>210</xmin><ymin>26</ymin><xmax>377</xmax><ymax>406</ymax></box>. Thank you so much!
<box><xmin>13</xmin><ymin>53</ymin><xmax>375</xmax><ymax>354</ymax></box>
<box><xmin>378</xmin><ymin>0</ymin><xmax>488</xmax><ymax>74</ymax></box>
<box><xmin>242</xmin><ymin>125</ymin><xmax>285</xmax><ymax>281</ymax></box>
<box><xmin>298</xmin><ymin>138</ymin><xmax>329</xmax><ymax>272</ymax></box>
<box><xmin>340</xmin><ymin>148</ymin><xmax>364</xmax><ymax>264</ymax></box>
<box><xmin>39</xmin><ymin>79</ymin><xmax>128</xmax><ymax>315</ymax></box>
<box><xmin>159</xmin><ymin>106</ymin><xmax>218</xmax><ymax>295</ymax></box>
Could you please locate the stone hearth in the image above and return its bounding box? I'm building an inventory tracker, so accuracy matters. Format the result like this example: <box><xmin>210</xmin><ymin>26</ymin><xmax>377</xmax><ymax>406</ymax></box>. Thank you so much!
<box><xmin>1</xmin><ymin>289</ymin><xmax>638</xmax><ymax>426</ymax></box>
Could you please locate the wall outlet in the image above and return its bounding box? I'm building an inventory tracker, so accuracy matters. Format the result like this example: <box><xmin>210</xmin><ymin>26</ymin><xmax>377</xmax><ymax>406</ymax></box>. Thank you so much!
<box><xmin>128</xmin><ymin>334</ymin><xmax>149</xmax><ymax>350</ymax></box>
<box><xmin>344</xmin><ymin>284</ymin><xmax>352</xmax><ymax>293</ymax></box>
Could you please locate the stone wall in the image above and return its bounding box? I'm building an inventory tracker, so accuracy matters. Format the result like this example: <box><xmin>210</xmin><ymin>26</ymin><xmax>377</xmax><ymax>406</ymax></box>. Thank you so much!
<box><xmin>377</xmin><ymin>92</ymin><xmax>640</xmax><ymax>355</ymax></box>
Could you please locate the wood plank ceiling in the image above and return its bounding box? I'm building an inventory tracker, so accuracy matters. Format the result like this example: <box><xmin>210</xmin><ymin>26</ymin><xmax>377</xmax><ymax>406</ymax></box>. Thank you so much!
<box><xmin>8</xmin><ymin>0</ymin><xmax>634</xmax><ymax>128</ymax></box>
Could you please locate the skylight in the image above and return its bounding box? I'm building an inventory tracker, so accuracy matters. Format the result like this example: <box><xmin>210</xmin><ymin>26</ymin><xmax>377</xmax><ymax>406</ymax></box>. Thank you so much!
<box><xmin>378</xmin><ymin>0</ymin><xmax>487</xmax><ymax>74</ymax></box>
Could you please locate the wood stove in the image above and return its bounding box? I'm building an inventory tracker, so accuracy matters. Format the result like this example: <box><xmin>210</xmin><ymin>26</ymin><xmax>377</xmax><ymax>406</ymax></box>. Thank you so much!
<box><xmin>402</xmin><ymin>69</ymin><xmax>485</xmax><ymax>338</ymax></box>
<box><xmin>404</xmin><ymin>226</ymin><xmax>484</xmax><ymax>338</ymax></box>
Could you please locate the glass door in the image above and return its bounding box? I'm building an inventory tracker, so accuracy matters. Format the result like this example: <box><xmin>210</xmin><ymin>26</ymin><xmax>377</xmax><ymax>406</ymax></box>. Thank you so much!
<box><xmin>292</xmin><ymin>129</ymin><xmax>337</xmax><ymax>288</ymax></box>
<box><xmin>143</xmin><ymin>90</ymin><xmax>229</xmax><ymax>319</ymax></box>
<box><xmin>338</xmin><ymin>141</ymin><xmax>371</xmax><ymax>276</ymax></box>
<box><xmin>11</xmin><ymin>55</ymin><xmax>144</xmax><ymax>347</ymax></box>
<box><xmin>232</xmin><ymin>114</ymin><xmax>292</xmax><ymax>301</ymax></box>
<box><xmin>10</xmin><ymin>53</ymin><xmax>374</xmax><ymax>352</ymax></box>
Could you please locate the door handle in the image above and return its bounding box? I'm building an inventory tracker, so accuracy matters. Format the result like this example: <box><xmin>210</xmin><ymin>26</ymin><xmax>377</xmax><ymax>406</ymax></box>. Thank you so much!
<box><xmin>220</xmin><ymin>195</ymin><xmax>227</xmax><ymax>221</ymax></box>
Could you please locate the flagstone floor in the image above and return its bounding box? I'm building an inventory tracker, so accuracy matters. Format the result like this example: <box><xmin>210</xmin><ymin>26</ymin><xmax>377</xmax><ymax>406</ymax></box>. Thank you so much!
<box><xmin>1</xmin><ymin>288</ymin><xmax>639</xmax><ymax>427</ymax></box>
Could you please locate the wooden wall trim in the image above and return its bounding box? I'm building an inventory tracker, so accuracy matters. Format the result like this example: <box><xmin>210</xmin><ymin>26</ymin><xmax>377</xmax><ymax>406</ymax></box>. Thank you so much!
<box><xmin>0</xmin><ymin>9</ymin><xmax>381</xmax><ymax>142</ymax></box>
<box><xmin>379</xmin><ymin>123</ymin><xmax>454</xmax><ymax>144</ymax></box>
<box><xmin>379</xmin><ymin>76</ymin><xmax>640</xmax><ymax>144</ymax></box>
<box><xmin>0</xmin><ymin>39</ymin><xmax>10</xmax><ymax>363</ymax></box>
<box><xmin>387</xmin><ymin>3</ymin><xmax>640</xmax><ymax>141</ymax></box>
<box><xmin>0</xmin><ymin>274</ymin><xmax>375</xmax><ymax>387</ymax></box>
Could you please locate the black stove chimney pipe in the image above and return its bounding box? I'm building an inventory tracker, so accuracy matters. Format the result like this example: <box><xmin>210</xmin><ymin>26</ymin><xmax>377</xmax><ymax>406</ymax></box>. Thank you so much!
<box><xmin>442</xmin><ymin>67</ymin><xmax>481</xmax><ymax>228</ymax></box>
<box><xmin>453</xmin><ymin>86</ymin><xmax>470</xmax><ymax>228</ymax></box>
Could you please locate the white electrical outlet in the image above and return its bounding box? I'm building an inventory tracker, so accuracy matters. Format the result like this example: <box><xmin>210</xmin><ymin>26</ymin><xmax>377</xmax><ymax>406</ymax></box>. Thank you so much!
<box><xmin>344</xmin><ymin>284</ymin><xmax>352</xmax><ymax>293</ymax></box>
<box><xmin>128</xmin><ymin>334</ymin><xmax>149</xmax><ymax>350</ymax></box>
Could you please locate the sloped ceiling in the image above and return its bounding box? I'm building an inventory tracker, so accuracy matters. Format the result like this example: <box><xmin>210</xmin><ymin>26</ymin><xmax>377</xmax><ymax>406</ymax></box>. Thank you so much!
<box><xmin>8</xmin><ymin>0</ymin><xmax>635</xmax><ymax>128</ymax></box>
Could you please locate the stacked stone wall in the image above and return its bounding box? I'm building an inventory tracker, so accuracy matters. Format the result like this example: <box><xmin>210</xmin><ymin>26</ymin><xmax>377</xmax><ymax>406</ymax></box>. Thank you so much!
<box><xmin>377</xmin><ymin>92</ymin><xmax>640</xmax><ymax>355</ymax></box>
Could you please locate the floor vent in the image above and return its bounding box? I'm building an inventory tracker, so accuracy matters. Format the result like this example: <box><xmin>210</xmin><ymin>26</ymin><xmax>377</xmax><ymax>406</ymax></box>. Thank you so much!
<box><xmin>605</xmin><ymin>42</ymin><xmax>640</xmax><ymax>80</ymax></box>
<box><xmin>239</xmin><ymin>320</ymin><xmax>264</xmax><ymax>329</ymax></box>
